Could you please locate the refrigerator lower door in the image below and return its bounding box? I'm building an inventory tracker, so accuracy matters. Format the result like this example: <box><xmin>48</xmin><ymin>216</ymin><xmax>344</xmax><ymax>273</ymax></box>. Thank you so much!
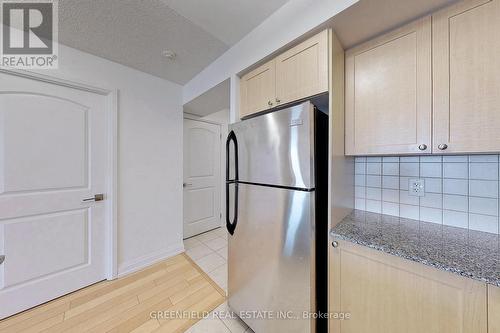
<box><xmin>228</xmin><ymin>101</ymin><xmax>315</xmax><ymax>189</ymax></box>
<box><xmin>228</xmin><ymin>183</ymin><xmax>315</xmax><ymax>333</ymax></box>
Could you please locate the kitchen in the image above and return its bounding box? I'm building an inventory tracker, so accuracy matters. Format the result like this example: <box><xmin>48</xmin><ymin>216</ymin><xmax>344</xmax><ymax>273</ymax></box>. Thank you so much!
<box><xmin>0</xmin><ymin>0</ymin><xmax>499</xmax><ymax>332</ymax></box>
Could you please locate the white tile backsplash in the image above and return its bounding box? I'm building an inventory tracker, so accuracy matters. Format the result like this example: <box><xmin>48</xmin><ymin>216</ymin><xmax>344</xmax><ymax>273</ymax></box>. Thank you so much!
<box><xmin>355</xmin><ymin>174</ymin><xmax>366</xmax><ymax>186</ymax></box>
<box><xmin>382</xmin><ymin>189</ymin><xmax>399</xmax><ymax>203</ymax></box>
<box><xmin>443</xmin><ymin>210</ymin><xmax>468</xmax><ymax>228</ymax></box>
<box><xmin>355</xmin><ymin>163</ymin><xmax>365</xmax><ymax>175</ymax></box>
<box><xmin>469</xmin><ymin>180</ymin><xmax>498</xmax><ymax>198</ymax></box>
<box><xmin>382</xmin><ymin>201</ymin><xmax>399</xmax><ymax>216</ymax></box>
<box><xmin>420</xmin><ymin>207</ymin><xmax>442</xmax><ymax>224</ymax></box>
<box><xmin>420</xmin><ymin>163</ymin><xmax>442</xmax><ymax>178</ymax></box>
<box><xmin>400</xmin><ymin>204</ymin><xmax>419</xmax><ymax>220</ymax></box>
<box><xmin>353</xmin><ymin>154</ymin><xmax>500</xmax><ymax>235</ymax></box>
<box><xmin>400</xmin><ymin>156</ymin><xmax>419</xmax><ymax>162</ymax></box>
<box><xmin>469</xmin><ymin>214</ymin><xmax>499</xmax><ymax>234</ymax></box>
<box><xmin>443</xmin><ymin>179</ymin><xmax>468</xmax><ymax>196</ymax></box>
<box><xmin>383</xmin><ymin>157</ymin><xmax>399</xmax><ymax>162</ymax></box>
<box><xmin>469</xmin><ymin>163</ymin><xmax>498</xmax><ymax>180</ymax></box>
<box><xmin>424</xmin><ymin>178</ymin><xmax>442</xmax><ymax>193</ymax></box>
<box><xmin>366</xmin><ymin>199</ymin><xmax>382</xmax><ymax>213</ymax></box>
<box><xmin>382</xmin><ymin>176</ymin><xmax>399</xmax><ymax>189</ymax></box>
<box><xmin>469</xmin><ymin>197</ymin><xmax>498</xmax><ymax>216</ymax></box>
<box><xmin>420</xmin><ymin>156</ymin><xmax>442</xmax><ymax>163</ymax></box>
<box><xmin>443</xmin><ymin>194</ymin><xmax>468</xmax><ymax>212</ymax></box>
<box><xmin>420</xmin><ymin>193</ymin><xmax>443</xmax><ymax>209</ymax></box>
<box><xmin>366</xmin><ymin>162</ymin><xmax>382</xmax><ymax>175</ymax></box>
<box><xmin>366</xmin><ymin>187</ymin><xmax>382</xmax><ymax>200</ymax></box>
<box><xmin>355</xmin><ymin>157</ymin><xmax>367</xmax><ymax>163</ymax></box>
<box><xmin>366</xmin><ymin>175</ymin><xmax>382</xmax><ymax>187</ymax></box>
<box><xmin>399</xmin><ymin>190</ymin><xmax>419</xmax><ymax>206</ymax></box>
<box><xmin>400</xmin><ymin>163</ymin><xmax>419</xmax><ymax>177</ymax></box>
<box><xmin>399</xmin><ymin>177</ymin><xmax>410</xmax><ymax>190</ymax></box>
<box><xmin>443</xmin><ymin>156</ymin><xmax>468</xmax><ymax>163</ymax></box>
<box><xmin>443</xmin><ymin>163</ymin><xmax>468</xmax><ymax>179</ymax></box>
<box><xmin>469</xmin><ymin>155</ymin><xmax>499</xmax><ymax>163</ymax></box>
<box><xmin>382</xmin><ymin>163</ymin><xmax>399</xmax><ymax>176</ymax></box>
<box><xmin>355</xmin><ymin>198</ymin><xmax>366</xmax><ymax>210</ymax></box>
<box><xmin>355</xmin><ymin>186</ymin><xmax>365</xmax><ymax>199</ymax></box>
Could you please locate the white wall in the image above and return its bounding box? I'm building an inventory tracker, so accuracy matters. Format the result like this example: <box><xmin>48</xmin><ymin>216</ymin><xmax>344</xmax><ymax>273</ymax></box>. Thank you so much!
<box><xmin>182</xmin><ymin>0</ymin><xmax>358</xmax><ymax>106</ymax></box>
<box><xmin>33</xmin><ymin>44</ymin><xmax>184</xmax><ymax>276</ymax></box>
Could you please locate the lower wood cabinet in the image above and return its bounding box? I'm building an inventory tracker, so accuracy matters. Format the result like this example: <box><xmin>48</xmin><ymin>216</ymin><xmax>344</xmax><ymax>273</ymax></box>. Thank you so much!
<box><xmin>329</xmin><ymin>240</ymin><xmax>488</xmax><ymax>333</ymax></box>
<box><xmin>489</xmin><ymin>285</ymin><xmax>500</xmax><ymax>333</ymax></box>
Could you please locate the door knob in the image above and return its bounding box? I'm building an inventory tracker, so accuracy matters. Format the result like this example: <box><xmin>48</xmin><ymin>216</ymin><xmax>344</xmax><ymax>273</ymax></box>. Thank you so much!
<box><xmin>332</xmin><ymin>241</ymin><xmax>339</xmax><ymax>248</ymax></box>
<box><xmin>82</xmin><ymin>194</ymin><xmax>104</xmax><ymax>202</ymax></box>
<box><xmin>438</xmin><ymin>144</ymin><xmax>448</xmax><ymax>150</ymax></box>
<box><xmin>418</xmin><ymin>144</ymin><xmax>427</xmax><ymax>151</ymax></box>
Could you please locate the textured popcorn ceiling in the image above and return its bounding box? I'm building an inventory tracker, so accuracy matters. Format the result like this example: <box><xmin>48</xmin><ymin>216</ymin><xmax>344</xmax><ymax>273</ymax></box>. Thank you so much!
<box><xmin>58</xmin><ymin>0</ymin><xmax>289</xmax><ymax>84</ymax></box>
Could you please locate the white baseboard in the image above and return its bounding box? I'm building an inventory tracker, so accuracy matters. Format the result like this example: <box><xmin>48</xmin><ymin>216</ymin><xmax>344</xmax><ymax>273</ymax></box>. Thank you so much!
<box><xmin>116</xmin><ymin>243</ymin><xmax>185</xmax><ymax>278</ymax></box>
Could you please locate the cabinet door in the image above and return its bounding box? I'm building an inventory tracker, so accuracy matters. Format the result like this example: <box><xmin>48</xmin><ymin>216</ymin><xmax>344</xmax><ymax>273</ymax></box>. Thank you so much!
<box><xmin>329</xmin><ymin>240</ymin><xmax>487</xmax><ymax>333</ymax></box>
<box><xmin>433</xmin><ymin>0</ymin><xmax>500</xmax><ymax>154</ymax></box>
<box><xmin>345</xmin><ymin>17</ymin><xmax>432</xmax><ymax>155</ymax></box>
<box><xmin>489</xmin><ymin>285</ymin><xmax>500</xmax><ymax>333</ymax></box>
<box><xmin>275</xmin><ymin>30</ymin><xmax>328</xmax><ymax>106</ymax></box>
<box><xmin>239</xmin><ymin>60</ymin><xmax>276</xmax><ymax>118</ymax></box>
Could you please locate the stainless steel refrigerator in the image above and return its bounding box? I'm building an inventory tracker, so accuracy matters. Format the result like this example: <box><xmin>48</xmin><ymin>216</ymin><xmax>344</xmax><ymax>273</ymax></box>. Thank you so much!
<box><xmin>225</xmin><ymin>101</ymin><xmax>329</xmax><ymax>333</ymax></box>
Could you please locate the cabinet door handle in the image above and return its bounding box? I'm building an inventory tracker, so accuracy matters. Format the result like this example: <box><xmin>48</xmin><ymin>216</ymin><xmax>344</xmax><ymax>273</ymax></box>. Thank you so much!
<box><xmin>438</xmin><ymin>144</ymin><xmax>448</xmax><ymax>150</ymax></box>
<box><xmin>268</xmin><ymin>100</ymin><xmax>273</xmax><ymax>107</ymax></box>
<box><xmin>418</xmin><ymin>144</ymin><xmax>427</xmax><ymax>151</ymax></box>
<box><xmin>275</xmin><ymin>98</ymin><xmax>281</xmax><ymax>103</ymax></box>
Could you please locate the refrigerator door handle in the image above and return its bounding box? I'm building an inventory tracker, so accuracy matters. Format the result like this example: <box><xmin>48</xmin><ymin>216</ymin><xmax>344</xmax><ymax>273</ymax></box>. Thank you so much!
<box><xmin>226</xmin><ymin>183</ymin><xmax>238</xmax><ymax>235</ymax></box>
<box><xmin>226</xmin><ymin>130</ymin><xmax>238</xmax><ymax>235</ymax></box>
<box><xmin>226</xmin><ymin>130</ymin><xmax>238</xmax><ymax>182</ymax></box>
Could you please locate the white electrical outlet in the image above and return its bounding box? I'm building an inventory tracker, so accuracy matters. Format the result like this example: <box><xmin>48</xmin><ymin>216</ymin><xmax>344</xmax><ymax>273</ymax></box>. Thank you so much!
<box><xmin>409</xmin><ymin>178</ymin><xmax>425</xmax><ymax>197</ymax></box>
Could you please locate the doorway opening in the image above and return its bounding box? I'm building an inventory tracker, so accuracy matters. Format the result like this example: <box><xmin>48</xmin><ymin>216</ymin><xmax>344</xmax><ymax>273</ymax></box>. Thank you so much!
<box><xmin>183</xmin><ymin>79</ymin><xmax>230</xmax><ymax>239</ymax></box>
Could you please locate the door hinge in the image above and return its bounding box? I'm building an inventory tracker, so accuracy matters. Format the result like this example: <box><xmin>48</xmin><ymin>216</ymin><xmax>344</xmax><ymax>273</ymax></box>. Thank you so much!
<box><xmin>0</xmin><ymin>255</ymin><xmax>5</xmax><ymax>265</ymax></box>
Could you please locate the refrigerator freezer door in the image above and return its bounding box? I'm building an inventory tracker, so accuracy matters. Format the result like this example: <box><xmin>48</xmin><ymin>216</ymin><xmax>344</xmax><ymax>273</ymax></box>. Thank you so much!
<box><xmin>228</xmin><ymin>183</ymin><xmax>315</xmax><ymax>333</ymax></box>
<box><xmin>229</xmin><ymin>101</ymin><xmax>315</xmax><ymax>189</ymax></box>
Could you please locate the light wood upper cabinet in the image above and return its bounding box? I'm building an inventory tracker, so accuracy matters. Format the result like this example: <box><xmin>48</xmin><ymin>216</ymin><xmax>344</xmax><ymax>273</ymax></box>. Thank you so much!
<box><xmin>345</xmin><ymin>17</ymin><xmax>432</xmax><ymax>155</ymax></box>
<box><xmin>433</xmin><ymin>0</ymin><xmax>500</xmax><ymax>154</ymax></box>
<box><xmin>329</xmin><ymin>240</ymin><xmax>488</xmax><ymax>333</ymax></box>
<box><xmin>239</xmin><ymin>30</ymin><xmax>329</xmax><ymax>119</ymax></box>
<box><xmin>275</xmin><ymin>30</ymin><xmax>328</xmax><ymax>105</ymax></box>
<box><xmin>239</xmin><ymin>59</ymin><xmax>276</xmax><ymax>118</ymax></box>
<box><xmin>489</xmin><ymin>285</ymin><xmax>500</xmax><ymax>333</ymax></box>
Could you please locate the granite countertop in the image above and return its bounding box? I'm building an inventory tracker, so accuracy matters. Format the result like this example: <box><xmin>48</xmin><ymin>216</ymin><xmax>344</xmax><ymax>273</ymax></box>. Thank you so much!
<box><xmin>331</xmin><ymin>210</ymin><xmax>500</xmax><ymax>287</ymax></box>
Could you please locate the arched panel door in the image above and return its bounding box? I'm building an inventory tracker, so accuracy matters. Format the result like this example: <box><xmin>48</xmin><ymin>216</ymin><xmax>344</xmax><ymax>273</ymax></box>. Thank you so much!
<box><xmin>183</xmin><ymin>118</ymin><xmax>221</xmax><ymax>238</ymax></box>
<box><xmin>0</xmin><ymin>73</ymin><xmax>108</xmax><ymax>319</ymax></box>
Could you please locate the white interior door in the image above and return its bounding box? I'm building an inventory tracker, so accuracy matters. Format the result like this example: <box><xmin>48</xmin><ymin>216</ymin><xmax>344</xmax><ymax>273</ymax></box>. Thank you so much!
<box><xmin>183</xmin><ymin>118</ymin><xmax>221</xmax><ymax>239</ymax></box>
<box><xmin>0</xmin><ymin>72</ymin><xmax>108</xmax><ymax>319</ymax></box>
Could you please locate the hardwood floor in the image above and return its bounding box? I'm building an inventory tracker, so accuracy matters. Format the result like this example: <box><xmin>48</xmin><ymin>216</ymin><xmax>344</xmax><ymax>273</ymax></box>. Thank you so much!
<box><xmin>0</xmin><ymin>254</ymin><xmax>226</xmax><ymax>333</ymax></box>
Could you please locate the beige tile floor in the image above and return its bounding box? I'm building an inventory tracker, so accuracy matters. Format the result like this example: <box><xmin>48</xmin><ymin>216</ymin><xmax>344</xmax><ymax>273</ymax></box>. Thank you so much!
<box><xmin>184</xmin><ymin>227</ymin><xmax>254</xmax><ymax>333</ymax></box>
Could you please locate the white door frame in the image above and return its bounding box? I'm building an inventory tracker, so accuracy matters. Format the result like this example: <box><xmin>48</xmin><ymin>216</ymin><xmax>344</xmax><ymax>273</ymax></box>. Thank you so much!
<box><xmin>183</xmin><ymin>114</ymin><xmax>225</xmax><ymax>232</ymax></box>
<box><xmin>0</xmin><ymin>68</ymin><xmax>118</xmax><ymax>280</ymax></box>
